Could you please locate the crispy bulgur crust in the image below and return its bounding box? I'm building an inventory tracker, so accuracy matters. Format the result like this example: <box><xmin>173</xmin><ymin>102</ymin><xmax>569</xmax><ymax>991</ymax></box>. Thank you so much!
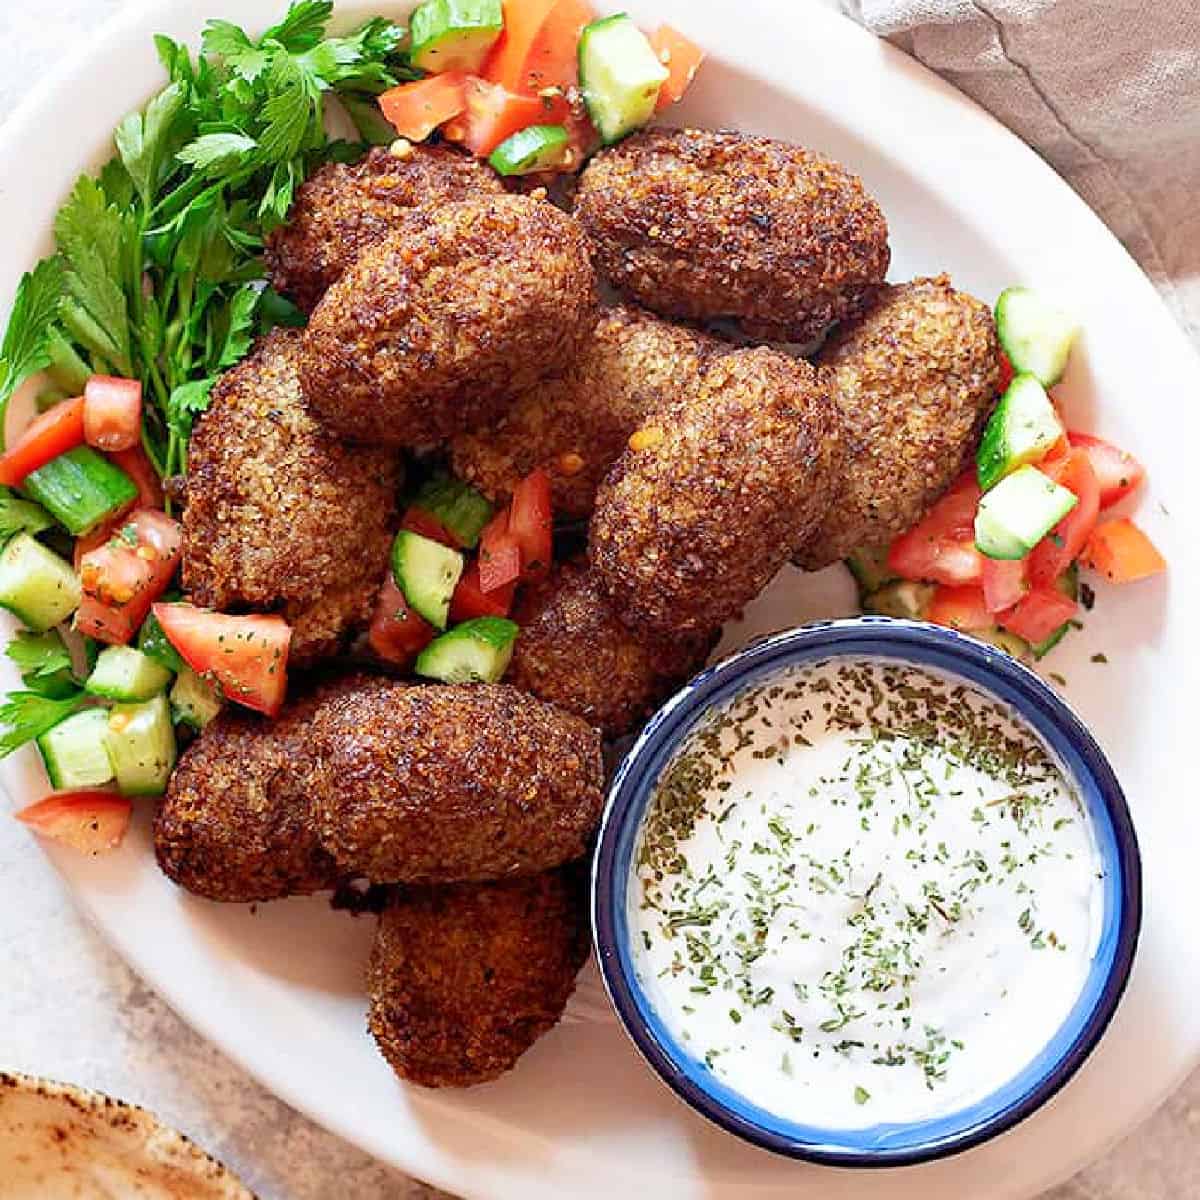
<box><xmin>153</xmin><ymin>677</ymin><xmax>370</xmax><ymax>902</ymax></box>
<box><xmin>264</xmin><ymin>145</ymin><xmax>503</xmax><ymax>313</ymax></box>
<box><xmin>508</xmin><ymin>559</ymin><xmax>715</xmax><ymax>738</ymax></box>
<box><xmin>575</xmin><ymin>128</ymin><xmax>889</xmax><ymax>343</ymax></box>
<box><xmin>297</xmin><ymin>194</ymin><xmax>598</xmax><ymax>447</ymax></box>
<box><xmin>309</xmin><ymin>679</ymin><xmax>604</xmax><ymax>883</ymax></box>
<box><xmin>367</xmin><ymin>868</ymin><xmax>588</xmax><ymax>1087</ymax></box>
<box><xmin>589</xmin><ymin>347</ymin><xmax>843</xmax><ymax>636</ymax></box>
<box><xmin>181</xmin><ymin>331</ymin><xmax>400</xmax><ymax>666</ymax></box>
<box><xmin>795</xmin><ymin>275</ymin><xmax>1002</xmax><ymax>570</ymax></box>
<box><xmin>449</xmin><ymin>305</ymin><xmax>725</xmax><ymax>520</ymax></box>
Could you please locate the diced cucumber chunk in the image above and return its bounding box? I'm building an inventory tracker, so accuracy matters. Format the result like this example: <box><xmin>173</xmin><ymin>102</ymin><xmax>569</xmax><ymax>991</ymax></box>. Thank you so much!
<box><xmin>409</xmin><ymin>0</ymin><xmax>503</xmax><ymax>73</ymax></box>
<box><xmin>22</xmin><ymin>447</ymin><xmax>138</xmax><ymax>536</ymax></box>
<box><xmin>974</xmin><ymin>466</ymin><xmax>1077</xmax><ymax>560</ymax></box>
<box><xmin>579</xmin><ymin>14</ymin><xmax>668</xmax><ymax>145</ymax></box>
<box><xmin>137</xmin><ymin>611</ymin><xmax>185</xmax><ymax>673</ymax></box>
<box><xmin>975</xmin><ymin>628</ymin><xmax>1032</xmax><ymax>659</ymax></box>
<box><xmin>0</xmin><ymin>534</ymin><xmax>81</xmax><ymax>631</ymax></box>
<box><xmin>104</xmin><ymin>694</ymin><xmax>176</xmax><ymax>796</ymax></box>
<box><xmin>170</xmin><ymin>666</ymin><xmax>223</xmax><ymax>730</ymax></box>
<box><xmin>862</xmin><ymin>580</ymin><xmax>934</xmax><ymax>621</ymax></box>
<box><xmin>415</xmin><ymin>616</ymin><xmax>519</xmax><ymax>683</ymax></box>
<box><xmin>86</xmin><ymin>644</ymin><xmax>173</xmax><ymax>701</ymax></box>
<box><xmin>412</xmin><ymin>476</ymin><xmax>494</xmax><ymax>548</ymax></box>
<box><xmin>37</xmin><ymin>708</ymin><xmax>114</xmax><ymax>790</ymax></box>
<box><xmin>976</xmin><ymin>374</ymin><xmax>1065</xmax><ymax>491</ymax></box>
<box><xmin>489</xmin><ymin>125</ymin><xmax>571</xmax><ymax>176</ymax></box>
<box><xmin>995</xmin><ymin>287</ymin><xmax>1078</xmax><ymax>387</ymax></box>
<box><xmin>845</xmin><ymin>546</ymin><xmax>897</xmax><ymax>596</ymax></box>
<box><xmin>392</xmin><ymin>530</ymin><xmax>464</xmax><ymax>630</ymax></box>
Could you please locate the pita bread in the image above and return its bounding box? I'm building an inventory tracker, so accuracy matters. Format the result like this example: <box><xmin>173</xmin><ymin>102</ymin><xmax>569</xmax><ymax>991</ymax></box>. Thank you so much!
<box><xmin>0</xmin><ymin>1071</ymin><xmax>253</xmax><ymax>1199</ymax></box>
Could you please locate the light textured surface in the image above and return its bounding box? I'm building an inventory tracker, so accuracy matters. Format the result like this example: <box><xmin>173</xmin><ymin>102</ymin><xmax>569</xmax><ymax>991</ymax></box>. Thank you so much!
<box><xmin>0</xmin><ymin>2</ymin><xmax>1197</xmax><ymax>1199</ymax></box>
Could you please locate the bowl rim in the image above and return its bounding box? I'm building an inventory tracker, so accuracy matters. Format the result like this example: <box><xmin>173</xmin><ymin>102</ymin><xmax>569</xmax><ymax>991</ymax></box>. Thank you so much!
<box><xmin>590</xmin><ymin>616</ymin><xmax>1143</xmax><ymax>1167</ymax></box>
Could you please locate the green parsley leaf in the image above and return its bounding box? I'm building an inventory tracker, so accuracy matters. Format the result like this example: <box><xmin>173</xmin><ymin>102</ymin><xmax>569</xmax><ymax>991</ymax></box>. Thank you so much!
<box><xmin>165</xmin><ymin>376</ymin><xmax>215</xmax><ymax>472</ymax></box>
<box><xmin>0</xmin><ymin>487</ymin><xmax>55</xmax><ymax>546</ymax></box>
<box><xmin>5</xmin><ymin>630</ymin><xmax>78</xmax><ymax>698</ymax></box>
<box><xmin>176</xmin><ymin>131</ymin><xmax>259</xmax><ymax>175</ymax></box>
<box><xmin>216</xmin><ymin>285</ymin><xmax>261</xmax><ymax>369</ymax></box>
<box><xmin>0</xmin><ymin>257</ymin><xmax>65</xmax><ymax>449</ymax></box>
<box><xmin>116</xmin><ymin>81</ymin><xmax>188</xmax><ymax>204</ymax></box>
<box><xmin>0</xmin><ymin>690</ymin><xmax>85</xmax><ymax>758</ymax></box>
<box><xmin>262</xmin><ymin>1</ymin><xmax>336</xmax><ymax>54</ymax></box>
<box><xmin>201</xmin><ymin>20</ymin><xmax>270</xmax><ymax>82</ymax></box>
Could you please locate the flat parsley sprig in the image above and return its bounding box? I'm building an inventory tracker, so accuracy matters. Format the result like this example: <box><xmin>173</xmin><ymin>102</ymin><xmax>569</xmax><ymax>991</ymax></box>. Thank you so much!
<box><xmin>0</xmin><ymin>0</ymin><xmax>412</xmax><ymax>483</ymax></box>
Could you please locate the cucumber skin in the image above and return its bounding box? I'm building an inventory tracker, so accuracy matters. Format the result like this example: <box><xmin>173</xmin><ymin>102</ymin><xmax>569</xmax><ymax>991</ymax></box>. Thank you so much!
<box><xmin>976</xmin><ymin>374</ymin><xmax>1063</xmax><ymax>492</ymax></box>
<box><xmin>579</xmin><ymin>14</ymin><xmax>668</xmax><ymax>145</ymax></box>
<box><xmin>391</xmin><ymin>531</ymin><xmax>464</xmax><ymax>630</ymax></box>
<box><xmin>409</xmin><ymin>0</ymin><xmax>503</xmax><ymax>73</ymax></box>
<box><xmin>415</xmin><ymin>617</ymin><xmax>519</xmax><ymax>683</ymax></box>
<box><xmin>137</xmin><ymin>612</ymin><xmax>186</xmax><ymax>673</ymax></box>
<box><xmin>22</xmin><ymin>447</ymin><xmax>139</xmax><ymax>536</ymax></box>
<box><xmin>489</xmin><ymin>126</ymin><xmax>571</xmax><ymax>176</ymax></box>
<box><xmin>412</xmin><ymin>477</ymin><xmax>493</xmax><ymax>548</ymax></box>
<box><xmin>974</xmin><ymin>466</ymin><xmax>1077</xmax><ymax>560</ymax></box>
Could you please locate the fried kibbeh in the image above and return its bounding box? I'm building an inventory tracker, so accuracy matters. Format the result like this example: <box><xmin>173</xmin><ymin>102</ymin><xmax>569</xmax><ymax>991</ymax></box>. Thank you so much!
<box><xmin>367</xmin><ymin>868</ymin><xmax>588</xmax><ymax>1087</ymax></box>
<box><xmin>795</xmin><ymin>275</ymin><xmax>1002</xmax><ymax>570</ymax></box>
<box><xmin>264</xmin><ymin>144</ymin><xmax>502</xmax><ymax>313</ymax></box>
<box><xmin>309</xmin><ymin>679</ymin><xmax>604</xmax><ymax>883</ymax></box>
<box><xmin>590</xmin><ymin>347</ymin><xmax>843</xmax><ymax>636</ymax></box>
<box><xmin>575</xmin><ymin>128</ymin><xmax>889</xmax><ymax>343</ymax></box>
<box><xmin>297</xmin><ymin>194</ymin><xmax>597</xmax><ymax>447</ymax></box>
<box><xmin>181</xmin><ymin>331</ymin><xmax>400</xmax><ymax>666</ymax></box>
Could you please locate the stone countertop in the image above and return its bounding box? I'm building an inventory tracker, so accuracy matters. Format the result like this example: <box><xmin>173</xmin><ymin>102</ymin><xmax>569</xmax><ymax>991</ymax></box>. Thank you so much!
<box><xmin>0</xmin><ymin>3</ymin><xmax>1197</xmax><ymax>1199</ymax></box>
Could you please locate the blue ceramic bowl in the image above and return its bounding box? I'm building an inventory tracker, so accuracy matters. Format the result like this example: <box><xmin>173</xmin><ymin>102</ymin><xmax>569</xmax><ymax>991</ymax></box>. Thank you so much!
<box><xmin>591</xmin><ymin>617</ymin><xmax>1141</xmax><ymax>1167</ymax></box>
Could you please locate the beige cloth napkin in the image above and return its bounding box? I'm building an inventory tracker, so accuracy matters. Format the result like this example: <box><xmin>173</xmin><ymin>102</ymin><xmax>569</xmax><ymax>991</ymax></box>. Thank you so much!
<box><xmin>841</xmin><ymin>0</ymin><xmax>1200</xmax><ymax>349</ymax></box>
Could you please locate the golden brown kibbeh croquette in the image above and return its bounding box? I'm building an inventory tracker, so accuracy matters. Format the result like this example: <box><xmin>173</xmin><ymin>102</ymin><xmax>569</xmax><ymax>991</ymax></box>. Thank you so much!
<box><xmin>181</xmin><ymin>331</ymin><xmax>401</xmax><ymax>666</ymax></box>
<box><xmin>153</xmin><ymin>677</ymin><xmax>371</xmax><ymax>903</ymax></box>
<box><xmin>264</xmin><ymin>144</ymin><xmax>503</xmax><ymax>313</ymax></box>
<box><xmin>309</xmin><ymin>679</ymin><xmax>604</xmax><ymax>884</ymax></box>
<box><xmin>450</xmin><ymin>304</ymin><xmax>726</xmax><ymax>520</ymax></box>
<box><xmin>297</xmin><ymin>194</ymin><xmax>597</xmax><ymax>447</ymax></box>
<box><xmin>795</xmin><ymin>275</ymin><xmax>1003</xmax><ymax>570</ymax></box>
<box><xmin>589</xmin><ymin>347</ymin><xmax>843</xmax><ymax>637</ymax></box>
<box><xmin>508</xmin><ymin>559</ymin><xmax>716</xmax><ymax>738</ymax></box>
<box><xmin>575</xmin><ymin>128</ymin><xmax>889</xmax><ymax>343</ymax></box>
<box><xmin>367</xmin><ymin>869</ymin><xmax>589</xmax><ymax>1087</ymax></box>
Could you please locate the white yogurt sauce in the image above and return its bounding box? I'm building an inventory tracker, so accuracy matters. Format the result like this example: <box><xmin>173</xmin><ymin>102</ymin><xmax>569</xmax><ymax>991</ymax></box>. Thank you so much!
<box><xmin>629</xmin><ymin>657</ymin><xmax>1103</xmax><ymax>1128</ymax></box>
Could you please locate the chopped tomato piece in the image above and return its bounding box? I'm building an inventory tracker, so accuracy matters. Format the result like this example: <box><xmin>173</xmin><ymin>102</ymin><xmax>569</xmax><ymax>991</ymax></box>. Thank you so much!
<box><xmin>368</xmin><ymin>577</ymin><xmax>436</xmax><ymax>667</ymax></box>
<box><xmin>1082</xmin><ymin>519</ymin><xmax>1166</xmax><ymax>583</ymax></box>
<box><xmin>83</xmin><ymin>375</ymin><xmax>141</xmax><ymax>452</ymax></box>
<box><xmin>401</xmin><ymin>506</ymin><xmax>461</xmax><ymax>550</ymax></box>
<box><xmin>648</xmin><ymin>25</ymin><xmax>704</xmax><ymax>110</ymax></box>
<box><xmin>1027</xmin><ymin>449</ymin><xmax>1100</xmax><ymax>589</ymax></box>
<box><xmin>478</xmin><ymin>510</ymin><xmax>523</xmax><ymax>593</ymax></box>
<box><xmin>996</xmin><ymin>351</ymin><xmax>1014</xmax><ymax>395</ymax></box>
<box><xmin>76</xmin><ymin>509</ymin><xmax>182</xmax><ymax>644</ymax></box>
<box><xmin>484</xmin><ymin>0</ymin><xmax>560</xmax><ymax>91</ymax></box>
<box><xmin>886</xmin><ymin>474</ymin><xmax>984</xmax><ymax>587</ymax></box>
<box><xmin>981</xmin><ymin>556</ymin><xmax>1029</xmax><ymax>614</ymax></box>
<box><xmin>108</xmin><ymin>444</ymin><xmax>164</xmax><ymax>510</ymax></box>
<box><xmin>523</xmin><ymin>0</ymin><xmax>595</xmax><ymax>93</ymax></box>
<box><xmin>445</xmin><ymin>77</ymin><xmax>563</xmax><ymax>157</ymax></box>
<box><xmin>1067</xmin><ymin>432</ymin><xmax>1145</xmax><ymax>509</ymax></box>
<box><xmin>379</xmin><ymin>72</ymin><xmax>468</xmax><ymax>141</ymax></box>
<box><xmin>509</xmin><ymin>468</ymin><xmax>553</xmax><ymax>580</ymax></box>
<box><xmin>1000</xmin><ymin>587</ymin><xmax>1078</xmax><ymax>644</ymax></box>
<box><xmin>927</xmin><ymin>585</ymin><xmax>993</xmax><ymax>632</ymax></box>
<box><xmin>15</xmin><ymin>790</ymin><xmax>131</xmax><ymax>854</ymax></box>
<box><xmin>449</xmin><ymin>561</ymin><xmax>517</xmax><ymax>622</ymax></box>
<box><xmin>0</xmin><ymin>395</ymin><xmax>86</xmax><ymax>486</ymax></box>
<box><xmin>153</xmin><ymin>602</ymin><xmax>291</xmax><ymax>716</ymax></box>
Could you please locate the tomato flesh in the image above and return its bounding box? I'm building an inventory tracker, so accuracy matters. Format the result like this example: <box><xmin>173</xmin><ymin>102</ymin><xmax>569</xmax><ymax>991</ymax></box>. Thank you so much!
<box><xmin>523</xmin><ymin>0</ymin><xmax>595</xmax><ymax>92</ymax></box>
<box><xmin>379</xmin><ymin>72</ymin><xmax>468</xmax><ymax>141</ymax></box>
<box><xmin>484</xmin><ymin>0</ymin><xmax>560</xmax><ymax>91</ymax></box>
<box><xmin>76</xmin><ymin>509</ymin><xmax>182</xmax><ymax>644</ymax></box>
<box><xmin>1027</xmin><ymin>449</ymin><xmax>1100</xmax><ymax>589</ymax></box>
<box><xmin>15</xmin><ymin>790</ymin><xmax>131</xmax><ymax>854</ymax></box>
<box><xmin>368</xmin><ymin>577</ymin><xmax>436</xmax><ymax>667</ymax></box>
<box><xmin>981</xmin><ymin>556</ymin><xmax>1029</xmax><ymax>613</ymax></box>
<box><xmin>1067</xmin><ymin>432</ymin><xmax>1145</xmax><ymax>509</ymax></box>
<box><xmin>926</xmin><ymin>585</ymin><xmax>993</xmax><ymax>632</ymax></box>
<box><xmin>446</xmin><ymin>77</ymin><xmax>561</xmax><ymax>156</ymax></box>
<box><xmin>83</xmin><ymin>376</ymin><xmax>142</xmax><ymax>452</ymax></box>
<box><xmin>1083</xmin><ymin>518</ymin><xmax>1166</xmax><ymax>583</ymax></box>
<box><xmin>449</xmin><ymin>561</ymin><xmax>516</xmax><ymax>622</ymax></box>
<box><xmin>0</xmin><ymin>395</ymin><xmax>86</xmax><ymax>486</ymax></box>
<box><xmin>509</xmin><ymin>468</ymin><xmax>553</xmax><ymax>580</ymax></box>
<box><xmin>153</xmin><ymin>602</ymin><xmax>291</xmax><ymax>716</ymax></box>
<box><xmin>107</xmin><ymin>444</ymin><xmax>164</xmax><ymax>510</ymax></box>
<box><xmin>401</xmin><ymin>506</ymin><xmax>461</xmax><ymax>550</ymax></box>
<box><xmin>478</xmin><ymin>511</ymin><xmax>523</xmax><ymax>592</ymax></box>
<box><xmin>648</xmin><ymin>25</ymin><xmax>704</xmax><ymax>109</ymax></box>
<box><xmin>1000</xmin><ymin>587</ymin><xmax>1078</xmax><ymax>644</ymax></box>
<box><xmin>886</xmin><ymin>474</ymin><xmax>984</xmax><ymax>586</ymax></box>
